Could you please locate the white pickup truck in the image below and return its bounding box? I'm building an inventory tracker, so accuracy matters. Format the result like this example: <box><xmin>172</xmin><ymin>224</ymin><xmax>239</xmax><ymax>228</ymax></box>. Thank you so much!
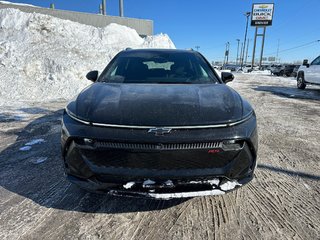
<box><xmin>297</xmin><ymin>55</ymin><xmax>320</xmax><ymax>89</ymax></box>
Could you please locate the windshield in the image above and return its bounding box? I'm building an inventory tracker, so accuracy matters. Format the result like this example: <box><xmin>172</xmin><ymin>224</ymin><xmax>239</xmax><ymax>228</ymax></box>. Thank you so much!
<box><xmin>99</xmin><ymin>51</ymin><xmax>219</xmax><ymax>84</ymax></box>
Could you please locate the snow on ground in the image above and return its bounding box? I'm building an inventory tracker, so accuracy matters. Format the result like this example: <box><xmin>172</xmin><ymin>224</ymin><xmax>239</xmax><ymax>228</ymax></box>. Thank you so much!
<box><xmin>1</xmin><ymin>72</ymin><xmax>319</xmax><ymax>239</ymax></box>
<box><xmin>230</xmin><ymin>72</ymin><xmax>297</xmax><ymax>87</ymax></box>
<box><xmin>242</xmin><ymin>70</ymin><xmax>271</xmax><ymax>75</ymax></box>
<box><xmin>0</xmin><ymin>8</ymin><xmax>175</xmax><ymax>104</ymax></box>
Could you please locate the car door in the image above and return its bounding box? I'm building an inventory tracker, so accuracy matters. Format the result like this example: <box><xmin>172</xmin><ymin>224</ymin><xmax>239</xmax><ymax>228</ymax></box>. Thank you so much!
<box><xmin>305</xmin><ymin>56</ymin><xmax>320</xmax><ymax>84</ymax></box>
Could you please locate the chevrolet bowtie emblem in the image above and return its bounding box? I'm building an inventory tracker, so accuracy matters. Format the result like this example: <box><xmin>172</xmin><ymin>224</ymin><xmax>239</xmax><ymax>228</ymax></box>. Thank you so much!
<box><xmin>148</xmin><ymin>127</ymin><xmax>172</xmax><ymax>136</ymax></box>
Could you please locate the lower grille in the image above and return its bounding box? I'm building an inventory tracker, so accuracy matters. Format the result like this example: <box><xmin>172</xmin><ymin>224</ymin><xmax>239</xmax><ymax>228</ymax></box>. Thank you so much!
<box><xmin>94</xmin><ymin>141</ymin><xmax>222</xmax><ymax>151</ymax></box>
<box><xmin>80</xmin><ymin>149</ymin><xmax>239</xmax><ymax>170</ymax></box>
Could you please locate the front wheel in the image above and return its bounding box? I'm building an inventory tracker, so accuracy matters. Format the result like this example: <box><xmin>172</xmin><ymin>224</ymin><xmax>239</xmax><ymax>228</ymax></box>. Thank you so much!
<box><xmin>297</xmin><ymin>73</ymin><xmax>306</xmax><ymax>89</ymax></box>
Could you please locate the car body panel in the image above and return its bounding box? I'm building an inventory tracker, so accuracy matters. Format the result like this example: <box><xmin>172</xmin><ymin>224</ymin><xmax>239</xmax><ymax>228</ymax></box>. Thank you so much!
<box><xmin>72</xmin><ymin>83</ymin><xmax>244</xmax><ymax>127</ymax></box>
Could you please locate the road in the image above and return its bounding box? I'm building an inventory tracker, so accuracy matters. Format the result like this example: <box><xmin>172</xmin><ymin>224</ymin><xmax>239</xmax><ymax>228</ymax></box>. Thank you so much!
<box><xmin>0</xmin><ymin>73</ymin><xmax>319</xmax><ymax>240</ymax></box>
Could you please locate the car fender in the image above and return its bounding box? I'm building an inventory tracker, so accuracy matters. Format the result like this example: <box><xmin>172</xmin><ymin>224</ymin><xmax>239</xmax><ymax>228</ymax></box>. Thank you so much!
<box><xmin>298</xmin><ymin>65</ymin><xmax>307</xmax><ymax>72</ymax></box>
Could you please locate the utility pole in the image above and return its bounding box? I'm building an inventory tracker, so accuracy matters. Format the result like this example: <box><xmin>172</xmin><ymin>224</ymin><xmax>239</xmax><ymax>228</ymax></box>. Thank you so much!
<box><xmin>239</xmin><ymin>42</ymin><xmax>243</xmax><ymax>65</ymax></box>
<box><xmin>224</xmin><ymin>42</ymin><xmax>230</xmax><ymax>65</ymax></box>
<box><xmin>245</xmin><ymin>39</ymin><xmax>250</xmax><ymax>65</ymax></box>
<box><xmin>276</xmin><ymin>39</ymin><xmax>280</xmax><ymax>63</ymax></box>
<box><xmin>241</xmin><ymin>12</ymin><xmax>251</xmax><ymax>69</ymax></box>
<box><xmin>119</xmin><ymin>0</ymin><xmax>124</xmax><ymax>17</ymax></box>
<box><xmin>102</xmin><ymin>0</ymin><xmax>106</xmax><ymax>15</ymax></box>
<box><xmin>195</xmin><ymin>46</ymin><xmax>200</xmax><ymax>51</ymax></box>
<box><xmin>236</xmin><ymin>39</ymin><xmax>240</xmax><ymax>65</ymax></box>
<box><xmin>226</xmin><ymin>42</ymin><xmax>230</xmax><ymax>64</ymax></box>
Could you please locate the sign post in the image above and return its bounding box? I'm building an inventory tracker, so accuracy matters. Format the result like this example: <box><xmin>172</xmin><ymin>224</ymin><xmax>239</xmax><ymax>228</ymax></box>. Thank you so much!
<box><xmin>250</xmin><ymin>3</ymin><xmax>274</xmax><ymax>70</ymax></box>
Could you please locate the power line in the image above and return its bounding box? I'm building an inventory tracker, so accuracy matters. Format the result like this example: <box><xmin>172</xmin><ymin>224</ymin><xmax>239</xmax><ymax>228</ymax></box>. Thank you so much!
<box><xmin>264</xmin><ymin>40</ymin><xmax>320</xmax><ymax>56</ymax></box>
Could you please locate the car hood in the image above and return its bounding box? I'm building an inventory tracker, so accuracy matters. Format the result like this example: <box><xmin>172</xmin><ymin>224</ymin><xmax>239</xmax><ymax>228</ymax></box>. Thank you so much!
<box><xmin>70</xmin><ymin>83</ymin><xmax>247</xmax><ymax>126</ymax></box>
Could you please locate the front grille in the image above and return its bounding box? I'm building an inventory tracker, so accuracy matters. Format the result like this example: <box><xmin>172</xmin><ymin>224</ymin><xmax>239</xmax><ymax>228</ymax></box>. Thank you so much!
<box><xmin>76</xmin><ymin>140</ymin><xmax>248</xmax><ymax>171</ymax></box>
<box><xmin>94</xmin><ymin>141</ymin><xmax>223</xmax><ymax>151</ymax></box>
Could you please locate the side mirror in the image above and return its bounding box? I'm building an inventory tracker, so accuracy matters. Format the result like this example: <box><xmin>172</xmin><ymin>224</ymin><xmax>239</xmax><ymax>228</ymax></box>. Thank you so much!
<box><xmin>221</xmin><ymin>72</ymin><xmax>234</xmax><ymax>83</ymax></box>
<box><xmin>86</xmin><ymin>70</ymin><xmax>98</xmax><ymax>82</ymax></box>
<box><xmin>302</xmin><ymin>59</ymin><xmax>309</xmax><ymax>68</ymax></box>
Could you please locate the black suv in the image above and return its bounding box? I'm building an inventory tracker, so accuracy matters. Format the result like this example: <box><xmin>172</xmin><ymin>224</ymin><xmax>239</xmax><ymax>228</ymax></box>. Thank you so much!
<box><xmin>272</xmin><ymin>64</ymin><xmax>297</xmax><ymax>77</ymax></box>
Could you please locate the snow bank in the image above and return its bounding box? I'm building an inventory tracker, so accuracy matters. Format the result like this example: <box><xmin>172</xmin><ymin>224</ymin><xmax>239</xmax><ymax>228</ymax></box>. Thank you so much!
<box><xmin>0</xmin><ymin>8</ymin><xmax>175</xmax><ymax>103</ymax></box>
<box><xmin>0</xmin><ymin>1</ymin><xmax>37</xmax><ymax>7</ymax></box>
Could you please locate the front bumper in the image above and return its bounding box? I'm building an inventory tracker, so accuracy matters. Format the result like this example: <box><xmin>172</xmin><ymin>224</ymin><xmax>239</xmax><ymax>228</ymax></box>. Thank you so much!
<box><xmin>61</xmin><ymin>111</ymin><xmax>258</xmax><ymax>198</ymax></box>
<box><xmin>67</xmin><ymin>174</ymin><xmax>253</xmax><ymax>199</ymax></box>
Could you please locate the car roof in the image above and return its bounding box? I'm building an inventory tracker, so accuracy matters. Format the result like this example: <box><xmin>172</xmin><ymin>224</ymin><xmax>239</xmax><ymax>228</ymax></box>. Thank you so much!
<box><xmin>120</xmin><ymin>48</ymin><xmax>198</xmax><ymax>55</ymax></box>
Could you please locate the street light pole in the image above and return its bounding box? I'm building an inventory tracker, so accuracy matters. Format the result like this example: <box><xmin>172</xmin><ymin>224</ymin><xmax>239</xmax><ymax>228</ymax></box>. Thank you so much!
<box><xmin>245</xmin><ymin>38</ymin><xmax>250</xmax><ymax>65</ymax></box>
<box><xmin>223</xmin><ymin>42</ymin><xmax>230</xmax><ymax>65</ymax></box>
<box><xmin>102</xmin><ymin>0</ymin><xmax>106</xmax><ymax>15</ymax></box>
<box><xmin>239</xmin><ymin>42</ymin><xmax>243</xmax><ymax>65</ymax></box>
<box><xmin>226</xmin><ymin>42</ymin><xmax>230</xmax><ymax>64</ymax></box>
<box><xmin>119</xmin><ymin>0</ymin><xmax>124</xmax><ymax>17</ymax></box>
<box><xmin>276</xmin><ymin>39</ymin><xmax>280</xmax><ymax>63</ymax></box>
<box><xmin>241</xmin><ymin>12</ymin><xmax>251</xmax><ymax>69</ymax></box>
<box><xmin>236</xmin><ymin>39</ymin><xmax>240</xmax><ymax>65</ymax></box>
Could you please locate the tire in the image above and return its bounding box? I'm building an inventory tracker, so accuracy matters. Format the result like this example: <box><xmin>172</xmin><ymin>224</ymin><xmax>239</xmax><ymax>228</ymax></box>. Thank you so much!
<box><xmin>297</xmin><ymin>73</ymin><xmax>306</xmax><ymax>89</ymax></box>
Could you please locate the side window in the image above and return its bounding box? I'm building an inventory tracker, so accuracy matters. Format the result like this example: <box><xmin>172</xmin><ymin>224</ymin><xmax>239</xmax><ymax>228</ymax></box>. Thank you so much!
<box><xmin>110</xmin><ymin>66</ymin><xmax>118</xmax><ymax>76</ymax></box>
<box><xmin>199</xmin><ymin>66</ymin><xmax>209</xmax><ymax>78</ymax></box>
<box><xmin>311</xmin><ymin>56</ymin><xmax>320</xmax><ymax>65</ymax></box>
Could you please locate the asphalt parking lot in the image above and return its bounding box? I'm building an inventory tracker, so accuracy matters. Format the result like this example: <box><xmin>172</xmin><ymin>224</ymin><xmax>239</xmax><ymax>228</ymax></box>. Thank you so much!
<box><xmin>0</xmin><ymin>73</ymin><xmax>319</xmax><ymax>240</ymax></box>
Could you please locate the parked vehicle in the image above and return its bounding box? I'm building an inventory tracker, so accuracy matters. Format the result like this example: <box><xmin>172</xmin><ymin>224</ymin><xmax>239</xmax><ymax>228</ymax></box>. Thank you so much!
<box><xmin>222</xmin><ymin>64</ymin><xmax>240</xmax><ymax>72</ymax></box>
<box><xmin>260</xmin><ymin>64</ymin><xmax>271</xmax><ymax>71</ymax></box>
<box><xmin>270</xmin><ymin>64</ymin><xmax>282</xmax><ymax>75</ymax></box>
<box><xmin>282</xmin><ymin>65</ymin><xmax>297</xmax><ymax>77</ymax></box>
<box><xmin>271</xmin><ymin>65</ymin><xmax>283</xmax><ymax>76</ymax></box>
<box><xmin>242</xmin><ymin>65</ymin><xmax>258</xmax><ymax>73</ymax></box>
<box><xmin>61</xmin><ymin>49</ymin><xmax>258</xmax><ymax>199</ymax></box>
<box><xmin>297</xmin><ymin>56</ymin><xmax>320</xmax><ymax>89</ymax></box>
<box><xmin>212</xmin><ymin>65</ymin><xmax>222</xmax><ymax>70</ymax></box>
<box><xmin>291</xmin><ymin>65</ymin><xmax>300</xmax><ymax>78</ymax></box>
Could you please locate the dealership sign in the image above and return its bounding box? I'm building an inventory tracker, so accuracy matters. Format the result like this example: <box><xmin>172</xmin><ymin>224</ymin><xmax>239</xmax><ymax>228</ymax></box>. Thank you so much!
<box><xmin>251</xmin><ymin>3</ymin><xmax>274</xmax><ymax>26</ymax></box>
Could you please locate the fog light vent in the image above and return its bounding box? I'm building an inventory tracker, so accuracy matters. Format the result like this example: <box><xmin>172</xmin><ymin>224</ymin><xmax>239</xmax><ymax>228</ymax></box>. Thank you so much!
<box><xmin>222</xmin><ymin>140</ymin><xmax>243</xmax><ymax>151</ymax></box>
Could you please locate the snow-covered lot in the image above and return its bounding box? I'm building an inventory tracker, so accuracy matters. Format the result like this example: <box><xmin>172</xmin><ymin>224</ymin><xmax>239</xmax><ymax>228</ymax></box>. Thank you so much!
<box><xmin>0</xmin><ymin>73</ymin><xmax>319</xmax><ymax>240</ymax></box>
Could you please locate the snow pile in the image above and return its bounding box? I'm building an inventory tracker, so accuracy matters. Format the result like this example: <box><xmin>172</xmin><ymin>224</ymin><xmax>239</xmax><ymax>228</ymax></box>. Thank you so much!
<box><xmin>0</xmin><ymin>1</ymin><xmax>37</xmax><ymax>7</ymax></box>
<box><xmin>142</xmin><ymin>33</ymin><xmax>175</xmax><ymax>48</ymax></box>
<box><xmin>0</xmin><ymin>8</ymin><xmax>175</xmax><ymax>103</ymax></box>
